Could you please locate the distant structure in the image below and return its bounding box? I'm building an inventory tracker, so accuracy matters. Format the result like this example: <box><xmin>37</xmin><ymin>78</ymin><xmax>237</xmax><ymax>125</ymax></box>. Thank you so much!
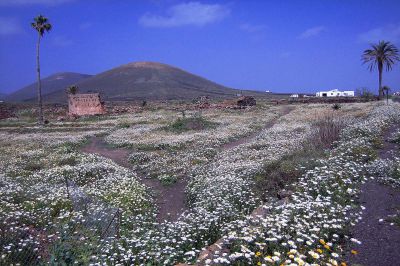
<box><xmin>237</xmin><ymin>96</ymin><xmax>256</xmax><ymax>107</ymax></box>
<box><xmin>195</xmin><ymin>96</ymin><xmax>211</xmax><ymax>109</ymax></box>
<box><xmin>68</xmin><ymin>93</ymin><xmax>106</xmax><ymax>116</ymax></box>
<box><xmin>316</xmin><ymin>89</ymin><xmax>355</xmax><ymax>97</ymax></box>
<box><xmin>393</xmin><ymin>91</ymin><xmax>400</xmax><ymax>96</ymax></box>
<box><xmin>221</xmin><ymin>96</ymin><xmax>256</xmax><ymax>109</ymax></box>
<box><xmin>290</xmin><ymin>94</ymin><xmax>315</xmax><ymax>98</ymax></box>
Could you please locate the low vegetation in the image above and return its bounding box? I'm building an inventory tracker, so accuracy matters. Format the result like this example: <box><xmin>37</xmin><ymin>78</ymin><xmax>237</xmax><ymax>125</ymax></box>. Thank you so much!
<box><xmin>164</xmin><ymin>115</ymin><xmax>218</xmax><ymax>133</ymax></box>
<box><xmin>255</xmin><ymin>140</ymin><xmax>326</xmax><ymax>199</ymax></box>
<box><xmin>0</xmin><ymin>101</ymin><xmax>398</xmax><ymax>265</ymax></box>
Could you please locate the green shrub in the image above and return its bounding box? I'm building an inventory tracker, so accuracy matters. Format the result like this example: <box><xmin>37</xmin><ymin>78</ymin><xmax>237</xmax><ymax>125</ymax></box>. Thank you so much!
<box><xmin>255</xmin><ymin>142</ymin><xmax>325</xmax><ymax>198</ymax></box>
<box><xmin>24</xmin><ymin>161</ymin><xmax>43</xmax><ymax>172</ymax></box>
<box><xmin>117</xmin><ymin>119</ymin><xmax>131</xmax><ymax>128</ymax></box>
<box><xmin>163</xmin><ymin>117</ymin><xmax>218</xmax><ymax>133</ymax></box>
<box><xmin>56</xmin><ymin>156</ymin><xmax>78</xmax><ymax>166</ymax></box>
<box><xmin>159</xmin><ymin>174</ymin><xmax>178</xmax><ymax>186</ymax></box>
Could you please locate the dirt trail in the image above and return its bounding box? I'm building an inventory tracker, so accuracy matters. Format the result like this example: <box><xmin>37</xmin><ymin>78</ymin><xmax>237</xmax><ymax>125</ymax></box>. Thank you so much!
<box><xmin>80</xmin><ymin>106</ymin><xmax>294</xmax><ymax>223</ymax></box>
<box><xmin>81</xmin><ymin>137</ymin><xmax>187</xmax><ymax>222</ymax></box>
<box><xmin>347</xmin><ymin>124</ymin><xmax>400</xmax><ymax>266</ymax></box>
<box><xmin>220</xmin><ymin>106</ymin><xmax>294</xmax><ymax>150</ymax></box>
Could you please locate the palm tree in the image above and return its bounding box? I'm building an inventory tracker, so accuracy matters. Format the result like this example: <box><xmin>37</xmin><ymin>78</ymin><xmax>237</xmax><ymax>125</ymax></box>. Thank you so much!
<box><xmin>362</xmin><ymin>41</ymin><xmax>399</xmax><ymax>100</ymax></box>
<box><xmin>31</xmin><ymin>15</ymin><xmax>52</xmax><ymax>125</ymax></box>
<box><xmin>382</xmin><ymin>85</ymin><xmax>390</xmax><ymax>105</ymax></box>
<box><xmin>66</xmin><ymin>85</ymin><xmax>78</xmax><ymax>95</ymax></box>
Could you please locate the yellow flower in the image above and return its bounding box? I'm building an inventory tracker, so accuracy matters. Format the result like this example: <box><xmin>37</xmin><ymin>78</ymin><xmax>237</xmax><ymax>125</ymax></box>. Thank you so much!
<box><xmin>324</xmin><ymin>244</ymin><xmax>331</xmax><ymax>250</ymax></box>
<box><xmin>256</xmin><ymin>251</ymin><xmax>262</xmax><ymax>257</ymax></box>
<box><xmin>257</xmin><ymin>262</ymin><xmax>262</xmax><ymax>266</ymax></box>
<box><xmin>316</xmin><ymin>249</ymin><xmax>323</xmax><ymax>254</ymax></box>
<box><xmin>341</xmin><ymin>262</ymin><xmax>347</xmax><ymax>266</ymax></box>
<box><xmin>319</xmin><ymin>239</ymin><xmax>326</xmax><ymax>245</ymax></box>
<box><xmin>351</xmin><ymin>250</ymin><xmax>358</xmax><ymax>255</ymax></box>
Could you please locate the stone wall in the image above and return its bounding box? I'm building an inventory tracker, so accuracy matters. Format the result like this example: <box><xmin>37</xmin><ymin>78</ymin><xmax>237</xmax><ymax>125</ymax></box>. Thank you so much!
<box><xmin>68</xmin><ymin>93</ymin><xmax>106</xmax><ymax>116</ymax></box>
<box><xmin>0</xmin><ymin>103</ymin><xmax>15</xmax><ymax>120</ymax></box>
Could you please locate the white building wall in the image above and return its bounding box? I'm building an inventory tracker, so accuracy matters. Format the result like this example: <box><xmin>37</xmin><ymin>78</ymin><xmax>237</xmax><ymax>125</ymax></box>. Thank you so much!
<box><xmin>316</xmin><ymin>89</ymin><xmax>355</xmax><ymax>97</ymax></box>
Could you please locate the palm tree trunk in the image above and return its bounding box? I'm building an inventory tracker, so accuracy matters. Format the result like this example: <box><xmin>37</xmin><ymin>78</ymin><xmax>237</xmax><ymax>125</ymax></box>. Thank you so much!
<box><xmin>378</xmin><ymin>62</ymin><xmax>383</xmax><ymax>100</ymax></box>
<box><xmin>36</xmin><ymin>33</ymin><xmax>44</xmax><ymax>125</ymax></box>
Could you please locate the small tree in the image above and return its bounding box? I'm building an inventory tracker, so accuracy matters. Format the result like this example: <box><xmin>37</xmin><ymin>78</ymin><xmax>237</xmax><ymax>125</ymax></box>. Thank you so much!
<box><xmin>382</xmin><ymin>85</ymin><xmax>390</xmax><ymax>105</ymax></box>
<box><xmin>32</xmin><ymin>15</ymin><xmax>52</xmax><ymax>125</ymax></box>
<box><xmin>66</xmin><ymin>85</ymin><xmax>79</xmax><ymax>95</ymax></box>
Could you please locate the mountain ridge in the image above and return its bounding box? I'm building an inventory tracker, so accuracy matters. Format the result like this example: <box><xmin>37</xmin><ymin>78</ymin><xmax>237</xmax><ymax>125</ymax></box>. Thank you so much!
<box><xmin>6</xmin><ymin>72</ymin><xmax>92</xmax><ymax>102</ymax></box>
<box><xmin>8</xmin><ymin>62</ymin><xmax>266</xmax><ymax>102</ymax></box>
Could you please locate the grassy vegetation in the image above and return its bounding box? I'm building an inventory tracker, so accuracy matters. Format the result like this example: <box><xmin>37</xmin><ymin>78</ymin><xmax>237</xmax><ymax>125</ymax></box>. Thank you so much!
<box><xmin>255</xmin><ymin>110</ymin><xmax>350</xmax><ymax>199</ymax></box>
<box><xmin>254</xmin><ymin>140</ymin><xmax>326</xmax><ymax>199</ymax></box>
<box><xmin>163</xmin><ymin>116</ymin><xmax>218</xmax><ymax>133</ymax></box>
<box><xmin>386</xmin><ymin>206</ymin><xmax>400</xmax><ymax>227</ymax></box>
<box><xmin>159</xmin><ymin>174</ymin><xmax>178</xmax><ymax>186</ymax></box>
<box><xmin>1</xmin><ymin>101</ymin><xmax>396</xmax><ymax>265</ymax></box>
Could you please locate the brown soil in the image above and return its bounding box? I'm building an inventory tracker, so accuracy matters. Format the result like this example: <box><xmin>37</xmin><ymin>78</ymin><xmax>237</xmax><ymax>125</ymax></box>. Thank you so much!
<box><xmin>346</xmin><ymin>124</ymin><xmax>400</xmax><ymax>266</ymax></box>
<box><xmin>80</xmin><ymin>106</ymin><xmax>294</xmax><ymax>223</ymax></box>
<box><xmin>220</xmin><ymin>106</ymin><xmax>294</xmax><ymax>150</ymax></box>
<box><xmin>81</xmin><ymin>137</ymin><xmax>187</xmax><ymax>222</ymax></box>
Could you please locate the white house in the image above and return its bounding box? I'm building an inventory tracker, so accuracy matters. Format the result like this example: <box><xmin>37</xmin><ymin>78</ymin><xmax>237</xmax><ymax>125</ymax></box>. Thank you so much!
<box><xmin>316</xmin><ymin>89</ymin><xmax>355</xmax><ymax>97</ymax></box>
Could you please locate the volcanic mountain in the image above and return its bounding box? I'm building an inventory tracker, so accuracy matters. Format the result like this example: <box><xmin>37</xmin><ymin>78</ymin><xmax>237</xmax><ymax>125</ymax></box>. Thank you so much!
<box><xmin>6</xmin><ymin>72</ymin><xmax>92</xmax><ymax>102</ymax></box>
<box><xmin>43</xmin><ymin>62</ymin><xmax>254</xmax><ymax>102</ymax></box>
<box><xmin>9</xmin><ymin>62</ymin><xmax>265</xmax><ymax>102</ymax></box>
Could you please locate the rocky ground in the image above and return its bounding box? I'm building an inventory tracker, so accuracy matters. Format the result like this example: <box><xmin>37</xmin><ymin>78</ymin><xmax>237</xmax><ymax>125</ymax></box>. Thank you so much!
<box><xmin>347</xmin><ymin>124</ymin><xmax>400</xmax><ymax>266</ymax></box>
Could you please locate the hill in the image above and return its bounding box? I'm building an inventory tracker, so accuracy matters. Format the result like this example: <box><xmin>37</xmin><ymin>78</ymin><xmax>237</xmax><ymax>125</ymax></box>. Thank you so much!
<box><xmin>0</xmin><ymin>93</ymin><xmax>6</xmax><ymax>101</ymax></box>
<box><xmin>43</xmin><ymin>62</ymin><xmax>265</xmax><ymax>102</ymax></box>
<box><xmin>6</xmin><ymin>72</ymin><xmax>92</xmax><ymax>102</ymax></box>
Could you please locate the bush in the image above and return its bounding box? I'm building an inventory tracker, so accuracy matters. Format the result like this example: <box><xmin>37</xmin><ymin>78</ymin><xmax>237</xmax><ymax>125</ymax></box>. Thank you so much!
<box><xmin>159</xmin><ymin>174</ymin><xmax>178</xmax><ymax>186</ymax></box>
<box><xmin>117</xmin><ymin>119</ymin><xmax>131</xmax><ymax>128</ymax></box>
<box><xmin>164</xmin><ymin>116</ymin><xmax>218</xmax><ymax>133</ymax></box>
<box><xmin>332</xmin><ymin>103</ymin><xmax>341</xmax><ymax>110</ymax></box>
<box><xmin>312</xmin><ymin>111</ymin><xmax>349</xmax><ymax>148</ymax></box>
<box><xmin>255</xmin><ymin>141</ymin><xmax>325</xmax><ymax>199</ymax></box>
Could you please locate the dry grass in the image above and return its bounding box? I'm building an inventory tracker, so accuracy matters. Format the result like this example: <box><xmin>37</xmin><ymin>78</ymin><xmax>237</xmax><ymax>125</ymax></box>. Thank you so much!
<box><xmin>312</xmin><ymin>110</ymin><xmax>350</xmax><ymax>148</ymax></box>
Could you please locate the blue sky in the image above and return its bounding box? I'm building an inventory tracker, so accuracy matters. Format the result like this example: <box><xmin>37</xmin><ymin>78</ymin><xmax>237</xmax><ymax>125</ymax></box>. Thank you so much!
<box><xmin>1</xmin><ymin>0</ymin><xmax>400</xmax><ymax>94</ymax></box>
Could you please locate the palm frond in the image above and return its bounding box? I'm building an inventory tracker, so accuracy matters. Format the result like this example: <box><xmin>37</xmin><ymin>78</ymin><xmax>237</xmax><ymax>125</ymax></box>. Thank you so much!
<box><xmin>361</xmin><ymin>40</ymin><xmax>400</xmax><ymax>72</ymax></box>
<box><xmin>31</xmin><ymin>15</ymin><xmax>52</xmax><ymax>36</ymax></box>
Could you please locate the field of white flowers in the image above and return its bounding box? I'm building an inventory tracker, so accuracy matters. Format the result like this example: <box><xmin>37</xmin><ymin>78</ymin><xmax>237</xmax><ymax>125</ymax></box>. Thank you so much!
<box><xmin>1</xmin><ymin>101</ymin><xmax>397</xmax><ymax>265</ymax></box>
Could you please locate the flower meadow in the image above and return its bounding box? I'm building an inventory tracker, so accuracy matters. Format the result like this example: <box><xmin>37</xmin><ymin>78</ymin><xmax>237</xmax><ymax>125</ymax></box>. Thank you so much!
<box><xmin>1</xmin><ymin>101</ymin><xmax>397</xmax><ymax>266</ymax></box>
<box><xmin>200</xmin><ymin>103</ymin><xmax>400</xmax><ymax>266</ymax></box>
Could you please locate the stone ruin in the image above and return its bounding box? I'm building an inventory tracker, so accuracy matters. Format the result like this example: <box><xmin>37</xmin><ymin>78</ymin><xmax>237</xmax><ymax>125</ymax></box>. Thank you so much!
<box><xmin>68</xmin><ymin>93</ymin><xmax>106</xmax><ymax>116</ymax></box>
<box><xmin>195</xmin><ymin>96</ymin><xmax>211</xmax><ymax>109</ymax></box>
<box><xmin>0</xmin><ymin>103</ymin><xmax>15</xmax><ymax>120</ymax></box>
<box><xmin>236</xmin><ymin>96</ymin><xmax>256</xmax><ymax>107</ymax></box>
<box><xmin>220</xmin><ymin>96</ymin><xmax>257</xmax><ymax>109</ymax></box>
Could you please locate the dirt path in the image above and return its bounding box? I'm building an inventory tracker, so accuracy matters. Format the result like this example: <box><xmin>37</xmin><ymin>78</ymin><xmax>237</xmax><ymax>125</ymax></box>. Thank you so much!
<box><xmin>81</xmin><ymin>137</ymin><xmax>187</xmax><ymax>222</ymax></box>
<box><xmin>220</xmin><ymin>106</ymin><xmax>294</xmax><ymax>150</ymax></box>
<box><xmin>80</xmin><ymin>106</ymin><xmax>294</xmax><ymax>223</ymax></box>
<box><xmin>346</xmin><ymin>124</ymin><xmax>400</xmax><ymax>266</ymax></box>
